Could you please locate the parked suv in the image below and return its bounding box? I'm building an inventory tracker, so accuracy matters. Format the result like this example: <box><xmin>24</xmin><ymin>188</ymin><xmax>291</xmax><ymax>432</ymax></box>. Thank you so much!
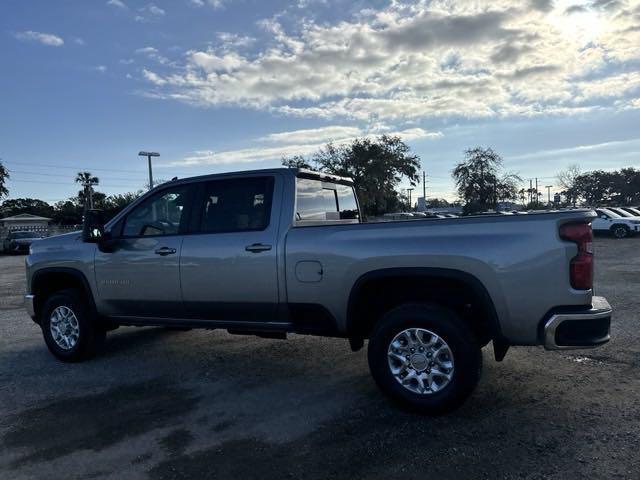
<box><xmin>592</xmin><ymin>208</ymin><xmax>640</xmax><ymax>238</ymax></box>
<box><xmin>3</xmin><ymin>230</ymin><xmax>42</xmax><ymax>254</ymax></box>
<box><xmin>24</xmin><ymin>168</ymin><xmax>612</xmax><ymax>414</ymax></box>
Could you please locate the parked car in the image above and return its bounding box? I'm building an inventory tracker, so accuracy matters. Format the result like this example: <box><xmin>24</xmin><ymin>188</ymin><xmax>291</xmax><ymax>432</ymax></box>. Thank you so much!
<box><xmin>620</xmin><ymin>206</ymin><xmax>640</xmax><ymax>216</ymax></box>
<box><xmin>24</xmin><ymin>168</ymin><xmax>612</xmax><ymax>414</ymax></box>
<box><xmin>592</xmin><ymin>208</ymin><xmax>640</xmax><ymax>238</ymax></box>
<box><xmin>606</xmin><ymin>207</ymin><xmax>640</xmax><ymax>218</ymax></box>
<box><xmin>3</xmin><ymin>230</ymin><xmax>42</xmax><ymax>254</ymax></box>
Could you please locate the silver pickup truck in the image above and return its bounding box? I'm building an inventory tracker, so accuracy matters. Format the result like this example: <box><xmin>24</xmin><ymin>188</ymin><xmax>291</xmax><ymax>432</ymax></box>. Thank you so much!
<box><xmin>24</xmin><ymin>168</ymin><xmax>612</xmax><ymax>413</ymax></box>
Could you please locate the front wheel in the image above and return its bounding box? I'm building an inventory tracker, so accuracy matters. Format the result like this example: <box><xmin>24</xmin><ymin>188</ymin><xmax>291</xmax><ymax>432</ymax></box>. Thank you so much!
<box><xmin>611</xmin><ymin>224</ymin><xmax>629</xmax><ymax>239</ymax></box>
<box><xmin>40</xmin><ymin>289</ymin><xmax>106</xmax><ymax>362</ymax></box>
<box><xmin>368</xmin><ymin>303</ymin><xmax>482</xmax><ymax>415</ymax></box>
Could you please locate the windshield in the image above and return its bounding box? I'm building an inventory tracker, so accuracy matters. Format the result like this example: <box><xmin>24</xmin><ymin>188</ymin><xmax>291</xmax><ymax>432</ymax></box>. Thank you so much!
<box><xmin>12</xmin><ymin>232</ymin><xmax>38</xmax><ymax>239</ymax></box>
<box><xmin>599</xmin><ymin>208</ymin><xmax>621</xmax><ymax>218</ymax></box>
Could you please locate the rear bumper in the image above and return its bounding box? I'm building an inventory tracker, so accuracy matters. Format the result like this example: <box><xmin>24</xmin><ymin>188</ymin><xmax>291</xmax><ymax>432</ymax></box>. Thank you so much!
<box><xmin>543</xmin><ymin>296</ymin><xmax>611</xmax><ymax>350</ymax></box>
<box><xmin>24</xmin><ymin>294</ymin><xmax>36</xmax><ymax>319</ymax></box>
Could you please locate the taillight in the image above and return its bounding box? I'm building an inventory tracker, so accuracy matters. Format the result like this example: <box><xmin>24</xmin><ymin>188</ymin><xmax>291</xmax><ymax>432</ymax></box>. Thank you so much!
<box><xmin>560</xmin><ymin>223</ymin><xmax>593</xmax><ymax>290</ymax></box>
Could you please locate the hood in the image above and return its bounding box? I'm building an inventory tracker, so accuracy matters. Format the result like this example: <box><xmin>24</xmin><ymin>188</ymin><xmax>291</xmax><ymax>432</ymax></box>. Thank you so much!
<box><xmin>29</xmin><ymin>231</ymin><xmax>82</xmax><ymax>252</ymax></box>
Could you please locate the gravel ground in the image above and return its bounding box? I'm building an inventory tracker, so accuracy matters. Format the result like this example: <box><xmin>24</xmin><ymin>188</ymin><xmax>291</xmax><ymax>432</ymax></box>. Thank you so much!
<box><xmin>0</xmin><ymin>237</ymin><xmax>638</xmax><ymax>479</ymax></box>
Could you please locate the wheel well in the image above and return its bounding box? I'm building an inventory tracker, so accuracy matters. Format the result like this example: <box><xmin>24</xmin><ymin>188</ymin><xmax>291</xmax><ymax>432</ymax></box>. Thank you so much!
<box><xmin>31</xmin><ymin>270</ymin><xmax>93</xmax><ymax>321</ymax></box>
<box><xmin>347</xmin><ymin>270</ymin><xmax>500</xmax><ymax>345</ymax></box>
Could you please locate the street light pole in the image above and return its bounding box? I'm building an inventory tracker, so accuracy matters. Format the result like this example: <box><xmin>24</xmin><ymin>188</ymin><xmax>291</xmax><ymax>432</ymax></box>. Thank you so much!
<box><xmin>139</xmin><ymin>151</ymin><xmax>160</xmax><ymax>190</ymax></box>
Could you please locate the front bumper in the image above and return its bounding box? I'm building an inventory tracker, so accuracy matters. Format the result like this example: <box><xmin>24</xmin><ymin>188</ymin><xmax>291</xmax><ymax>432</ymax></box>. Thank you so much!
<box><xmin>544</xmin><ymin>296</ymin><xmax>612</xmax><ymax>350</ymax></box>
<box><xmin>24</xmin><ymin>294</ymin><xmax>36</xmax><ymax>319</ymax></box>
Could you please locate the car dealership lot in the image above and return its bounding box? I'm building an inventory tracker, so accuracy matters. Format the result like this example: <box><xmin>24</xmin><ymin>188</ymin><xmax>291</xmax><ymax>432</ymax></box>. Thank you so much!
<box><xmin>0</xmin><ymin>237</ymin><xmax>638</xmax><ymax>480</ymax></box>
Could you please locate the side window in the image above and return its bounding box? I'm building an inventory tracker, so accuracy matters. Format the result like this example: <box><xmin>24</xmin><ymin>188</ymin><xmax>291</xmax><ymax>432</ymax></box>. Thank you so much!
<box><xmin>122</xmin><ymin>186</ymin><xmax>190</xmax><ymax>237</ymax></box>
<box><xmin>199</xmin><ymin>177</ymin><xmax>274</xmax><ymax>233</ymax></box>
<box><xmin>336</xmin><ymin>183</ymin><xmax>360</xmax><ymax>220</ymax></box>
<box><xmin>296</xmin><ymin>178</ymin><xmax>359</xmax><ymax>222</ymax></box>
<box><xmin>296</xmin><ymin>178</ymin><xmax>339</xmax><ymax>221</ymax></box>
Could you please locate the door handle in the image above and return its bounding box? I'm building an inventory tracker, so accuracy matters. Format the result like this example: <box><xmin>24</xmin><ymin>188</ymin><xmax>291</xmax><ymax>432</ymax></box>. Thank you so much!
<box><xmin>245</xmin><ymin>243</ymin><xmax>272</xmax><ymax>253</ymax></box>
<box><xmin>154</xmin><ymin>247</ymin><xmax>177</xmax><ymax>256</ymax></box>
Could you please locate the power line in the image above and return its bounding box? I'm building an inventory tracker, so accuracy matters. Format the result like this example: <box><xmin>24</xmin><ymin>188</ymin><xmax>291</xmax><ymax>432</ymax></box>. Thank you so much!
<box><xmin>7</xmin><ymin>178</ymin><xmax>145</xmax><ymax>189</ymax></box>
<box><xmin>1</xmin><ymin>159</ymin><xmax>148</xmax><ymax>174</ymax></box>
<box><xmin>6</xmin><ymin>169</ymin><xmax>146</xmax><ymax>184</ymax></box>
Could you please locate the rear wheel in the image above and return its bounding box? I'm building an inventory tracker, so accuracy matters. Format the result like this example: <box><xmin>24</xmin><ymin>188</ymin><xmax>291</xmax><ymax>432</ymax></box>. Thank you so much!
<box><xmin>40</xmin><ymin>289</ymin><xmax>106</xmax><ymax>362</ymax></box>
<box><xmin>611</xmin><ymin>224</ymin><xmax>629</xmax><ymax>239</ymax></box>
<box><xmin>368</xmin><ymin>303</ymin><xmax>482</xmax><ymax>415</ymax></box>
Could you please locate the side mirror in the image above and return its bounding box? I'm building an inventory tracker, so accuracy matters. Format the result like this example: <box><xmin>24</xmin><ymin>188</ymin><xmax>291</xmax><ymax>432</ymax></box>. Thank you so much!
<box><xmin>82</xmin><ymin>209</ymin><xmax>105</xmax><ymax>243</ymax></box>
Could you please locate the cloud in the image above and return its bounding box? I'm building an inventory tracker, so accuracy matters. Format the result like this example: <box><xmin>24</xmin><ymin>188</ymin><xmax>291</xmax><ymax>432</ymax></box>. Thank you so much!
<box><xmin>174</xmin><ymin>126</ymin><xmax>442</xmax><ymax>166</ymax></box>
<box><xmin>142</xmin><ymin>68</ymin><xmax>167</xmax><ymax>85</ymax></box>
<box><xmin>135</xmin><ymin>3</ymin><xmax>166</xmax><ymax>22</ymax></box>
<box><xmin>106</xmin><ymin>0</ymin><xmax>127</xmax><ymax>9</ymax></box>
<box><xmin>94</xmin><ymin>65</ymin><xmax>108</xmax><ymax>73</ymax></box>
<box><xmin>190</xmin><ymin>0</ymin><xmax>226</xmax><ymax>9</ymax></box>
<box><xmin>146</xmin><ymin>3</ymin><xmax>166</xmax><ymax>16</ymax></box>
<box><xmin>137</xmin><ymin>1</ymin><xmax>640</xmax><ymax>123</ymax></box>
<box><xmin>135</xmin><ymin>46</ymin><xmax>170</xmax><ymax>64</ymax></box>
<box><xmin>14</xmin><ymin>31</ymin><xmax>64</xmax><ymax>47</ymax></box>
<box><xmin>509</xmin><ymin>138</ymin><xmax>640</xmax><ymax>161</ymax></box>
<box><xmin>260</xmin><ymin>126</ymin><xmax>362</xmax><ymax>144</ymax></box>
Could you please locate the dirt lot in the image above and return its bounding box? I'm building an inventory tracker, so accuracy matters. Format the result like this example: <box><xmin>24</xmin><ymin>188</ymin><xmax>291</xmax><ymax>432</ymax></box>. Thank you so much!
<box><xmin>0</xmin><ymin>237</ymin><xmax>638</xmax><ymax>479</ymax></box>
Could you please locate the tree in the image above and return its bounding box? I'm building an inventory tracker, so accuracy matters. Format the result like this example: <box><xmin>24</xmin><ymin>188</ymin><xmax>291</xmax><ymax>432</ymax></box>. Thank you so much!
<box><xmin>283</xmin><ymin>135</ymin><xmax>421</xmax><ymax>216</ymax></box>
<box><xmin>52</xmin><ymin>200</ymin><xmax>83</xmax><ymax>225</ymax></box>
<box><xmin>75</xmin><ymin>171</ymin><xmax>100</xmax><ymax>210</ymax></box>
<box><xmin>102</xmin><ymin>191</ymin><xmax>143</xmax><ymax>219</ymax></box>
<box><xmin>0</xmin><ymin>160</ymin><xmax>9</xmax><ymax>200</ymax></box>
<box><xmin>426</xmin><ymin>198</ymin><xmax>451</xmax><ymax>209</ymax></box>
<box><xmin>282</xmin><ymin>155</ymin><xmax>312</xmax><ymax>169</ymax></box>
<box><xmin>452</xmin><ymin>147</ymin><xmax>521</xmax><ymax>214</ymax></box>
<box><xmin>610</xmin><ymin>167</ymin><xmax>640</xmax><ymax>206</ymax></box>
<box><xmin>0</xmin><ymin>198</ymin><xmax>54</xmax><ymax>218</ymax></box>
<box><xmin>573</xmin><ymin>170</ymin><xmax>613</xmax><ymax>206</ymax></box>
<box><xmin>557</xmin><ymin>164</ymin><xmax>581</xmax><ymax>206</ymax></box>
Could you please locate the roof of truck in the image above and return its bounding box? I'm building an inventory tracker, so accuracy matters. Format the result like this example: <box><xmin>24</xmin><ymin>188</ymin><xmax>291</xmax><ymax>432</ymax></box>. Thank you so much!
<box><xmin>164</xmin><ymin>167</ymin><xmax>354</xmax><ymax>186</ymax></box>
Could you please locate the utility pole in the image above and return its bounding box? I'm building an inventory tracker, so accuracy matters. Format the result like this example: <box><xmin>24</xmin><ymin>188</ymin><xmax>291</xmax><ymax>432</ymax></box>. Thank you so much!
<box><xmin>545</xmin><ymin>185</ymin><xmax>552</xmax><ymax>205</ymax></box>
<box><xmin>407</xmin><ymin>188</ymin><xmax>414</xmax><ymax>211</ymax></box>
<box><xmin>535</xmin><ymin>178</ymin><xmax>539</xmax><ymax>206</ymax></box>
<box><xmin>529</xmin><ymin>179</ymin><xmax>533</xmax><ymax>204</ymax></box>
<box><xmin>423</xmin><ymin>171</ymin><xmax>426</xmax><ymax>203</ymax></box>
<box><xmin>139</xmin><ymin>151</ymin><xmax>160</xmax><ymax>190</ymax></box>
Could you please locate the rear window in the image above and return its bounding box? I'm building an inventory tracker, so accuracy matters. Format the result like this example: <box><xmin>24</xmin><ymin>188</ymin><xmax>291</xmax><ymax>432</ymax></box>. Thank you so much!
<box><xmin>295</xmin><ymin>178</ymin><xmax>359</xmax><ymax>223</ymax></box>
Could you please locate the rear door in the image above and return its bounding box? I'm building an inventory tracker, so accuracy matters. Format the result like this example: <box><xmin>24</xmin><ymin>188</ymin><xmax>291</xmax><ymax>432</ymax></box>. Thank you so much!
<box><xmin>180</xmin><ymin>174</ymin><xmax>281</xmax><ymax>322</ymax></box>
<box><xmin>95</xmin><ymin>184</ymin><xmax>194</xmax><ymax>318</ymax></box>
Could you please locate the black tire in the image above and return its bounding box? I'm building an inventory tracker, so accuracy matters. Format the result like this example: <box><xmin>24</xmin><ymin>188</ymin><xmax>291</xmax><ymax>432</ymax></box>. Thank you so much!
<box><xmin>368</xmin><ymin>303</ymin><xmax>482</xmax><ymax>415</ymax></box>
<box><xmin>610</xmin><ymin>224</ymin><xmax>629</xmax><ymax>239</ymax></box>
<box><xmin>40</xmin><ymin>289</ymin><xmax>106</xmax><ymax>362</ymax></box>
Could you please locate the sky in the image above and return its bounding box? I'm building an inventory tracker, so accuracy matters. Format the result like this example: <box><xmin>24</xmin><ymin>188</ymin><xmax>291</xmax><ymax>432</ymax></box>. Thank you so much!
<box><xmin>1</xmin><ymin>0</ymin><xmax>639</xmax><ymax>204</ymax></box>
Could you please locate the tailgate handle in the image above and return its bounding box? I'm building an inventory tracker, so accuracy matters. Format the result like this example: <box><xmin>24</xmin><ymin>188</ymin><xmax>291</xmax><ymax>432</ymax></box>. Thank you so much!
<box><xmin>245</xmin><ymin>243</ymin><xmax>272</xmax><ymax>253</ymax></box>
<box><xmin>154</xmin><ymin>247</ymin><xmax>177</xmax><ymax>256</ymax></box>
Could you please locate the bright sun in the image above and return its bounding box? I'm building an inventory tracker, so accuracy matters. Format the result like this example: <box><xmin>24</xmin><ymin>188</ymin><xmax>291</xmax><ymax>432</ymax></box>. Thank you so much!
<box><xmin>549</xmin><ymin>0</ymin><xmax>607</xmax><ymax>45</ymax></box>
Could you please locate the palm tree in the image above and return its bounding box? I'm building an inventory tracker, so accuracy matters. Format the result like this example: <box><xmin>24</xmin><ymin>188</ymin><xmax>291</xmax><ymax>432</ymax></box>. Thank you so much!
<box><xmin>75</xmin><ymin>171</ymin><xmax>99</xmax><ymax>210</ymax></box>
<box><xmin>0</xmin><ymin>159</ymin><xmax>9</xmax><ymax>200</ymax></box>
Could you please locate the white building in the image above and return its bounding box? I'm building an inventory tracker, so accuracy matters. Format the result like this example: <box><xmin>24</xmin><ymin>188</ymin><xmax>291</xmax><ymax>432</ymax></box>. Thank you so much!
<box><xmin>0</xmin><ymin>213</ymin><xmax>51</xmax><ymax>232</ymax></box>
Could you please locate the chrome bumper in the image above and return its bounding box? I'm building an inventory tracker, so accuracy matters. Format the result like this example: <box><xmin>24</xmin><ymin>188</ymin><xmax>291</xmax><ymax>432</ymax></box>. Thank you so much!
<box><xmin>544</xmin><ymin>296</ymin><xmax>612</xmax><ymax>350</ymax></box>
<box><xmin>24</xmin><ymin>294</ymin><xmax>36</xmax><ymax>319</ymax></box>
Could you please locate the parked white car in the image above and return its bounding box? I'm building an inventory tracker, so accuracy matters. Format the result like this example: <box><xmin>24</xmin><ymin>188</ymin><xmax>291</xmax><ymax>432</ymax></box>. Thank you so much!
<box><xmin>592</xmin><ymin>208</ymin><xmax>640</xmax><ymax>238</ymax></box>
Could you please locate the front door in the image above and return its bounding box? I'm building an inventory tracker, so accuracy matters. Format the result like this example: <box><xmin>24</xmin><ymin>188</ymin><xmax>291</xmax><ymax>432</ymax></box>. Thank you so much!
<box><xmin>95</xmin><ymin>184</ymin><xmax>193</xmax><ymax>318</ymax></box>
<box><xmin>180</xmin><ymin>175</ymin><xmax>281</xmax><ymax>322</ymax></box>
